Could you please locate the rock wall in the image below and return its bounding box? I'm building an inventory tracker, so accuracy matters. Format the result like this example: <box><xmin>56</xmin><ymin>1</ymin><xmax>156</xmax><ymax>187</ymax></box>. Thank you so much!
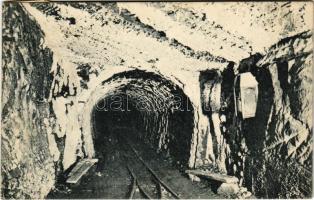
<box><xmin>257</xmin><ymin>31</ymin><xmax>312</xmax><ymax>165</ymax></box>
<box><xmin>241</xmin><ymin>31</ymin><xmax>313</xmax><ymax>198</ymax></box>
<box><xmin>1</xmin><ymin>3</ymin><xmax>55</xmax><ymax>199</ymax></box>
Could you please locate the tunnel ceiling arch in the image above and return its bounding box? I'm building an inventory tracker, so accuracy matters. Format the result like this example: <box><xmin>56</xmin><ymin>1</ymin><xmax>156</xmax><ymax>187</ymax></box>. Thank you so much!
<box><xmin>81</xmin><ymin>69</ymin><xmax>197</xmax><ymax>165</ymax></box>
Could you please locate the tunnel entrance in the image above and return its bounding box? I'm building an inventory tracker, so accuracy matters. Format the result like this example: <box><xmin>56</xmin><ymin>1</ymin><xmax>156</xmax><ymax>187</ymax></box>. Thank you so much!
<box><xmin>49</xmin><ymin>71</ymin><xmax>222</xmax><ymax>199</ymax></box>
<box><xmin>90</xmin><ymin>70</ymin><xmax>195</xmax><ymax>168</ymax></box>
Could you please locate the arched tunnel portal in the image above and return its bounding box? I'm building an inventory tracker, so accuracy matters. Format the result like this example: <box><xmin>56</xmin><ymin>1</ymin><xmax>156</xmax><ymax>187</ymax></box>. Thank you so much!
<box><xmin>83</xmin><ymin>70</ymin><xmax>196</xmax><ymax>168</ymax></box>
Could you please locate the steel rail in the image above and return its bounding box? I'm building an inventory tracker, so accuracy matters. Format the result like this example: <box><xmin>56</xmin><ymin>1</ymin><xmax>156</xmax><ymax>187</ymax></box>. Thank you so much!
<box><xmin>119</xmin><ymin>137</ymin><xmax>154</xmax><ymax>199</ymax></box>
<box><xmin>126</xmin><ymin>165</ymin><xmax>137</xmax><ymax>199</ymax></box>
<box><xmin>126</xmin><ymin>141</ymin><xmax>180</xmax><ymax>199</ymax></box>
<box><xmin>126</xmin><ymin>165</ymin><xmax>153</xmax><ymax>199</ymax></box>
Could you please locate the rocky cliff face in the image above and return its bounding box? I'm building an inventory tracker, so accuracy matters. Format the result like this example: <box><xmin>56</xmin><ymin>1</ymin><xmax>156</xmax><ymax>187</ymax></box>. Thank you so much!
<box><xmin>1</xmin><ymin>3</ymin><xmax>55</xmax><ymax>198</ymax></box>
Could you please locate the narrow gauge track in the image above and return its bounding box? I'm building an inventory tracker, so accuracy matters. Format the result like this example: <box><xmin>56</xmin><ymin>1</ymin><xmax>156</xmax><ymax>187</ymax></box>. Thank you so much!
<box><xmin>118</xmin><ymin>135</ymin><xmax>180</xmax><ymax>199</ymax></box>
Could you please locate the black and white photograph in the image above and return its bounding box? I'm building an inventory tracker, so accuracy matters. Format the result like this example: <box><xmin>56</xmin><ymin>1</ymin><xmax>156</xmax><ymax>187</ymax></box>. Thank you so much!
<box><xmin>1</xmin><ymin>1</ymin><xmax>313</xmax><ymax>199</ymax></box>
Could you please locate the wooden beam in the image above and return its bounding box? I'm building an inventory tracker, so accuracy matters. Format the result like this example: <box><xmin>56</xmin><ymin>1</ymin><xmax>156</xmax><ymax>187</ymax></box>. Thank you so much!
<box><xmin>66</xmin><ymin>159</ymin><xmax>98</xmax><ymax>184</ymax></box>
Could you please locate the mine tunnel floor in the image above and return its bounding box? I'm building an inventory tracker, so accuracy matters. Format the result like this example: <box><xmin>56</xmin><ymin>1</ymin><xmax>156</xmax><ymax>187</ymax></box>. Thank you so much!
<box><xmin>47</xmin><ymin>129</ymin><xmax>222</xmax><ymax>199</ymax></box>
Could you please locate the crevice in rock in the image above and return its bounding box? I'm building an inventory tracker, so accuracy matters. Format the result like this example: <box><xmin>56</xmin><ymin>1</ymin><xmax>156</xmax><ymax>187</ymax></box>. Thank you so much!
<box><xmin>276</xmin><ymin>61</ymin><xmax>289</xmax><ymax>103</ymax></box>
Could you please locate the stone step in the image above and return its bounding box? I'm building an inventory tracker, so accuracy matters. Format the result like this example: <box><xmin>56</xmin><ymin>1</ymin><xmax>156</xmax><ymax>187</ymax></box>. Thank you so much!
<box><xmin>185</xmin><ymin>170</ymin><xmax>238</xmax><ymax>183</ymax></box>
<box><xmin>66</xmin><ymin>158</ymin><xmax>98</xmax><ymax>184</ymax></box>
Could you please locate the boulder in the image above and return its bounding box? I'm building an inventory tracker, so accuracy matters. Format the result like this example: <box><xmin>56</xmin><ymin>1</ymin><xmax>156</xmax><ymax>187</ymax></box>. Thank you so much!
<box><xmin>188</xmin><ymin>174</ymin><xmax>201</xmax><ymax>182</ymax></box>
<box><xmin>186</xmin><ymin>170</ymin><xmax>239</xmax><ymax>183</ymax></box>
<box><xmin>217</xmin><ymin>183</ymin><xmax>240</xmax><ymax>195</ymax></box>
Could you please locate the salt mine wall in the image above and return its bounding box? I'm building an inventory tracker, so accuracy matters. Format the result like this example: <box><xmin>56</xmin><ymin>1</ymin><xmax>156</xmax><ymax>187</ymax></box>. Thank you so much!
<box><xmin>20</xmin><ymin>2</ymin><xmax>233</xmax><ymax>174</ymax></box>
<box><xmin>1</xmin><ymin>2</ymin><xmax>313</xmax><ymax>199</ymax></box>
<box><xmin>1</xmin><ymin>3</ymin><xmax>55</xmax><ymax>198</ymax></box>
<box><xmin>246</xmin><ymin>31</ymin><xmax>313</xmax><ymax>198</ymax></box>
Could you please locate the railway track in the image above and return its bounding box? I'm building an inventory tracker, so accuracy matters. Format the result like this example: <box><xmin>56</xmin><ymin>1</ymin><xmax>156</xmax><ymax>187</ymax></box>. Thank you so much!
<box><xmin>119</xmin><ymin>135</ymin><xmax>180</xmax><ymax>199</ymax></box>
<box><xmin>48</xmin><ymin>129</ymin><xmax>220</xmax><ymax>199</ymax></box>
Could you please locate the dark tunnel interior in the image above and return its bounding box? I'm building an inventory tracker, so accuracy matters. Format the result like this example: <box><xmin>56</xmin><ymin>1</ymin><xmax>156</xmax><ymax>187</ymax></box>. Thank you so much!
<box><xmin>91</xmin><ymin>71</ymin><xmax>195</xmax><ymax>169</ymax></box>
